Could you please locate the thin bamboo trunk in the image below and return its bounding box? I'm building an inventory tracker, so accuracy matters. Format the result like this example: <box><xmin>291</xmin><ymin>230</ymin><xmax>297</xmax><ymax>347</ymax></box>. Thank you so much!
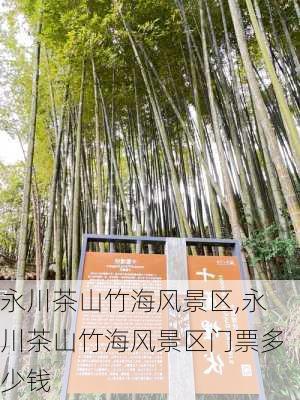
<box><xmin>71</xmin><ymin>60</ymin><xmax>86</xmax><ymax>280</ymax></box>
<box><xmin>91</xmin><ymin>57</ymin><xmax>105</xmax><ymax>251</ymax></box>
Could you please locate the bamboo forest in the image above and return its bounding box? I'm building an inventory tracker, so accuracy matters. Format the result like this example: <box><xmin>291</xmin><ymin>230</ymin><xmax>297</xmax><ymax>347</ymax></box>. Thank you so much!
<box><xmin>1</xmin><ymin>0</ymin><xmax>299</xmax><ymax>280</ymax></box>
<box><xmin>0</xmin><ymin>0</ymin><xmax>300</xmax><ymax>399</ymax></box>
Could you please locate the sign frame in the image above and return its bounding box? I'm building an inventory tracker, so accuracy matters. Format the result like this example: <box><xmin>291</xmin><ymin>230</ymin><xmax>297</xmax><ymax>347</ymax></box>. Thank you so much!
<box><xmin>60</xmin><ymin>234</ymin><xmax>265</xmax><ymax>400</ymax></box>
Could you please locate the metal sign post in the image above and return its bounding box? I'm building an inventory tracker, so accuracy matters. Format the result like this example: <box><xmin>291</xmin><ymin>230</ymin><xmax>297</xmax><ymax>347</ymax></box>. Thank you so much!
<box><xmin>166</xmin><ymin>238</ymin><xmax>195</xmax><ymax>400</ymax></box>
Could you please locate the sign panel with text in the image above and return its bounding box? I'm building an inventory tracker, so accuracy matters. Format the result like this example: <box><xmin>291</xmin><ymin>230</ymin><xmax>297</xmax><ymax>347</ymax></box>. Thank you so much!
<box><xmin>188</xmin><ymin>256</ymin><xmax>260</xmax><ymax>395</ymax></box>
<box><xmin>67</xmin><ymin>252</ymin><xmax>168</xmax><ymax>395</ymax></box>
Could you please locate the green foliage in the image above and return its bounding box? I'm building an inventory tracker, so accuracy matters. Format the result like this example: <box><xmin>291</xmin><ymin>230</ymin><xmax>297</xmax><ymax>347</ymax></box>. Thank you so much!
<box><xmin>244</xmin><ymin>224</ymin><xmax>300</xmax><ymax>278</ymax></box>
<box><xmin>0</xmin><ymin>162</ymin><xmax>23</xmax><ymax>253</ymax></box>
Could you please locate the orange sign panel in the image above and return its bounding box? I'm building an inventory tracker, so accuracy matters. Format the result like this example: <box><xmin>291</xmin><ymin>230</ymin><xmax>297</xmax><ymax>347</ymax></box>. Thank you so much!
<box><xmin>68</xmin><ymin>252</ymin><xmax>168</xmax><ymax>395</ymax></box>
<box><xmin>188</xmin><ymin>256</ymin><xmax>260</xmax><ymax>395</ymax></box>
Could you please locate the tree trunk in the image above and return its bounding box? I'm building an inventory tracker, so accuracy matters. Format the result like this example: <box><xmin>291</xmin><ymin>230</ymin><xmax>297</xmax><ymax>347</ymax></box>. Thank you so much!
<box><xmin>245</xmin><ymin>0</ymin><xmax>300</xmax><ymax>169</ymax></box>
<box><xmin>71</xmin><ymin>60</ymin><xmax>86</xmax><ymax>280</ymax></box>
<box><xmin>15</xmin><ymin>18</ymin><xmax>42</xmax><ymax>280</ymax></box>
<box><xmin>91</xmin><ymin>57</ymin><xmax>105</xmax><ymax>251</ymax></box>
<box><xmin>228</xmin><ymin>0</ymin><xmax>300</xmax><ymax>245</ymax></box>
